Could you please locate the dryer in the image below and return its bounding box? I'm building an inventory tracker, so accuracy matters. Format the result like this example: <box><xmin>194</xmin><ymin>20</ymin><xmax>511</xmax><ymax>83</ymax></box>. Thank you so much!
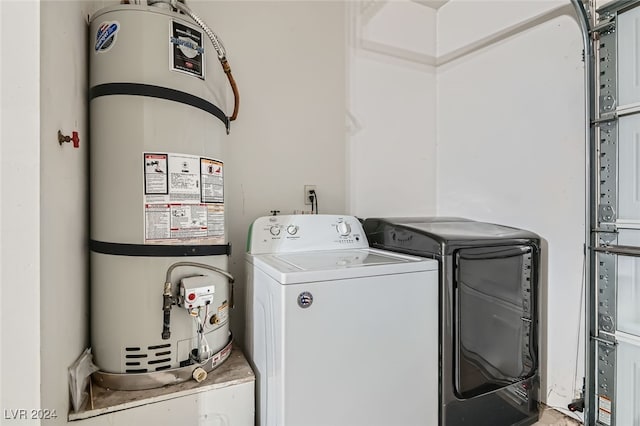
<box><xmin>363</xmin><ymin>217</ymin><xmax>541</xmax><ymax>426</ymax></box>
<box><xmin>245</xmin><ymin>214</ymin><xmax>439</xmax><ymax>426</ymax></box>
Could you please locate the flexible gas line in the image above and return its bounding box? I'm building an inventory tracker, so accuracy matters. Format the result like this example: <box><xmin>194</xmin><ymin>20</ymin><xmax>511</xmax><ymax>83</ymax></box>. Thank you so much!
<box><xmin>148</xmin><ymin>0</ymin><xmax>240</xmax><ymax>122</ymax></box>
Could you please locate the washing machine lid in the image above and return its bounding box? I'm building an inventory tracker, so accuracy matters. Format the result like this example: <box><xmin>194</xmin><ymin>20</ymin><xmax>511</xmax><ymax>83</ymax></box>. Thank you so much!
<box><xmin>250</xmin><ymin>248</ymin><xmax>437</xmax><ymax>284</ymax></box>
<box><xmin>368</xmin><ymin>217</ymin><xmax>537</xmax><ymax>241</ymax></box>
<box><xmin>363</xmin><ymin>217</ymin><xmax>540</xmax><ymax>256</ymax></box>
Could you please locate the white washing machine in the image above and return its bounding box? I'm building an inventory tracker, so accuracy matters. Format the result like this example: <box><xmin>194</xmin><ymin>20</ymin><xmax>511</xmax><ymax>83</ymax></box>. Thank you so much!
<box><xmin>245</xmin><ymin>214</ymin><xmax>439</xmax><ymax>426</ymax></box>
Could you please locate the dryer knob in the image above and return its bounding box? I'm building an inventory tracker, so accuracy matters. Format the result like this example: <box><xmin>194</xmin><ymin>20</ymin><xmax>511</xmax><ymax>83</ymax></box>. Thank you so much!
<box><xmin>337</xmin><ymin>221</ymin><xmax>351</xmax><ymax>237</ymax></box>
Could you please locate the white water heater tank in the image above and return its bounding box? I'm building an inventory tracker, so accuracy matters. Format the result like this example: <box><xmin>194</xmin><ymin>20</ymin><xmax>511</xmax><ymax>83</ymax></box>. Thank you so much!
<box><xmin>89</xmin><ymin>3</ymin><xmax>233</xmax><ymax>388</ymax></box>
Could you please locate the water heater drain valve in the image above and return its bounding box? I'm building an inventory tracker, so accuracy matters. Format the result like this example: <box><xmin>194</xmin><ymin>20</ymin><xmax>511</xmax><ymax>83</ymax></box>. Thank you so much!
<box><xmin>179</xmin><ymin>276</ymin><xmax>215</xmax><ymax>309</ymax></box>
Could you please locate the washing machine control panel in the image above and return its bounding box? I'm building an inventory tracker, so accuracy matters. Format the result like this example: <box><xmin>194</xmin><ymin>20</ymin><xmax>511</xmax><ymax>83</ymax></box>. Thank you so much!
<box><xmin>248</xmin><ymin>215</ymin><xmax>369</xmax><ymax>254</ymax></box>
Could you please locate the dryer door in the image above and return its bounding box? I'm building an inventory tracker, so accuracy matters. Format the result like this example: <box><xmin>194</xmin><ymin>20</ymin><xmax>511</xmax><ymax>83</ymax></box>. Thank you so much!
<box><xmin>453</xmin><ymin>244</ymin><xmax>537</xmax><ymax>399</ymax></box>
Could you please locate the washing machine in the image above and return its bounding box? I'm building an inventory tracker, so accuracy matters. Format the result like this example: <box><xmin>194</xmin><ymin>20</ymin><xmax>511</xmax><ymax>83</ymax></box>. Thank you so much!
<box><xmin>363</xmin><ymin>217</ymin><xmax>541</xmax><ymax>426</ymax></box>
<box><xmin>245</xmin><ymin>214</ymin><xmax>439</xmax><ymax>426</ymax></box>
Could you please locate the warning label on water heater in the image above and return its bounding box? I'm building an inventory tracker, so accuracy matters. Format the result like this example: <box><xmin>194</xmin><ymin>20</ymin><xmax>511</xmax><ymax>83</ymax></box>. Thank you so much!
<box><xmin>143</xmin><ymin>152</ymin><xmax>224</xmax><ymax>244</ymax></box>
<box><xmin>201</xmin><ymin>158</ymin><xmax>224</xmax><ymax>203</ymax></box>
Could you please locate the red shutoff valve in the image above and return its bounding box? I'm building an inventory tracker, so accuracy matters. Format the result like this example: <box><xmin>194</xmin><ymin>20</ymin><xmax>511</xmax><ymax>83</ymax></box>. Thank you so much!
<box><xmin>58</xmin><ymin>130</ymin><xmax>80</xmax><ymax>148</ymax></box>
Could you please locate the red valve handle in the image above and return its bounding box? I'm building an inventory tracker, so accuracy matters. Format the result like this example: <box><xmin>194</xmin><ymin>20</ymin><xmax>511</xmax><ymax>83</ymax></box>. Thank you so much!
<box><xmin>71</xmin><ymin>131</ymin><xmax>79</xmax><ymax>148</ymax></box>
<box><xmin>58</xmin><ymin>130</ymin><xmax>80</xmax><ymax>148</ymax></box>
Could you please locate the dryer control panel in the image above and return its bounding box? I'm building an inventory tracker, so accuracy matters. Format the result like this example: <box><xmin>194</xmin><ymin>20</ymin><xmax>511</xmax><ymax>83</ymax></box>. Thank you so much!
<box><xmin>247</xmin><ymin>214</ymin><xmax>368</xmax><ymax>254</ymax></box>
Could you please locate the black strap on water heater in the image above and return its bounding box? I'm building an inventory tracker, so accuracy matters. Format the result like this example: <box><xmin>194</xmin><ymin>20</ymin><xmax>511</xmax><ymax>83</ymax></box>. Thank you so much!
<box><xmin>89</xmin><ymin>83</ymin><xmax>230</xmax><ymax>131</ymax></box>
<box><xmin>89</xmin><ymin>239</ymin><xmax>232</xmax><ymax>257</ymax></box>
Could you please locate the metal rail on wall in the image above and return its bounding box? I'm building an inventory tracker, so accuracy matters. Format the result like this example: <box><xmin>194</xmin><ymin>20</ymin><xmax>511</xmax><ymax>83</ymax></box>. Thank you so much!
<box><xmin>565</xmin><ymin>0</ymin><xmax>596</xmax><ymax>424</ymax></box>
<box><xmin>583</xmin><ymin>0</ymin><xmax>640</xmax><ymax>424</ymax></box>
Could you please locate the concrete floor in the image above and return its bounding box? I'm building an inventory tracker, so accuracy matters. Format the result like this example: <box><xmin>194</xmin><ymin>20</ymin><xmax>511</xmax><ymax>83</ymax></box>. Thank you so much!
<box><xmin>533</xmin><ymin>407</ymin><xmax>582</xmax><ymax>425</ymax></box>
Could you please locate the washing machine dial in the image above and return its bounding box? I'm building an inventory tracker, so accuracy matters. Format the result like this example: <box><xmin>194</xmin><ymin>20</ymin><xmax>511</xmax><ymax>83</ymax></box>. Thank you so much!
<box><xmin>269</xmin><ymin>225</ymin><xmax>281</xmax><ymax>236</ymax></box>
<box><xmin>286</xmin><ymin>225</ymin><xmax>299</xmax><ymax>235</ymax></box>
<box><xmin>336</xmin><ymin>221</ymin><xmax>351</xmax><ymax>237</ymax></box>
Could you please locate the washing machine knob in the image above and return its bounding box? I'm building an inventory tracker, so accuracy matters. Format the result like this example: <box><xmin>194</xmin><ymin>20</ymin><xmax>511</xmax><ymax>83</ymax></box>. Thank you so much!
<box><xmin>287</xmin><ymin>225</ymin><xmax>298</xmax><ymax>235</ymax></box>
<box><xmin>337</xmin><ymin>221</ymin><xmax>351</xmax><ymax>236</ymax></box>
<box><xmin>270</xmin><ymin>225</ymin><xmax>281</xmax><ymax>236</ymax></box>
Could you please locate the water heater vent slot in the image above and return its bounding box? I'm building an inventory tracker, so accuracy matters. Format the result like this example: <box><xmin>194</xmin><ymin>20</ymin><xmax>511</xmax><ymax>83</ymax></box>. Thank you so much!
<box><xmin>148</xmin><ymin>358</ymin><xmax>172</xmax><ymax>365</ymax></box>
<box><xmin>148</xmin><ymin>343</ymin><xmax>171</xmax><ymax>350</ymax></box>
<box><xmin>125</xmin><ymin>347</ymin><xmax>141</xmax><ymax>351</ymax></box>
<box><xmin>155</xmin><ymin>351</ymin><xmax>171</xmax><ymax>356</ymax></box>
<box><xmin>125</xmin><ymin>362</ymin><xmax>141</xmax><ymax>366</ymax></box>
<box><xmin>155</xmin><ymin>365</ymin><xmax>171</xmax><ymax>372</ymax></box>
<box><xmin>125</xmin><ymin>369</ymin><xmax>148</xmax><ymax>373</ymax></box>
<box><xmin>125</xmin><ymin>354</ymin><xmax>148</xmax><ymax>359</ymax></box>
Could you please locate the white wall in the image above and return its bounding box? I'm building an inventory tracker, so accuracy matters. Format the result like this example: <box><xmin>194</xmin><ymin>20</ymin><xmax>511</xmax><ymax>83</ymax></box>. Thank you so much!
<box><xmin>1</xmin><ymin>0</ymin><xmax>42</xmax><ymax>422</ymax></box>
<box><xmin>348</xmin><ymin>1</ymin><xmax>438</xmax><ymax>218</ymax></box>
<box><xmin>437</xmin><ymin>1</ymin><xmax>586</xmax><ymax>413</ymax></box>
<box><xmin>39</xmin><ymin>1</ymin><xmax>109</xmax><ymax>423</ymax></box>
<box><xmin>437</xmin><ymin>0</ymin><xmax>568</xmax><ymax>56</ymax></box>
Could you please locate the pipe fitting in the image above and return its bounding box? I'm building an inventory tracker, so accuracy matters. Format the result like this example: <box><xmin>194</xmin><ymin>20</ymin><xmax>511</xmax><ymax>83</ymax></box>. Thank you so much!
<box><xmin>192</xmin><ymin>367</ymin><xmax>207</xmax><ymax>383</ymax></box>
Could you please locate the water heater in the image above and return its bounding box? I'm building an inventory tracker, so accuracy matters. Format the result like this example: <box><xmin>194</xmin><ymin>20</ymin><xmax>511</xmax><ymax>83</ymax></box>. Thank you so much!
<box><xmin>88</xmin><ymin>1</ymin><xmax>238</xmax><ymax>390</ymax></box>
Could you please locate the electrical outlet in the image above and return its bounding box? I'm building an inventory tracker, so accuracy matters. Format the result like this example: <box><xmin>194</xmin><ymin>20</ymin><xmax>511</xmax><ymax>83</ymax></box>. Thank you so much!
<box><xmin>304</xmin><ymin>185</ymin><xmax>317</xmax><ymax>205</ymax></box>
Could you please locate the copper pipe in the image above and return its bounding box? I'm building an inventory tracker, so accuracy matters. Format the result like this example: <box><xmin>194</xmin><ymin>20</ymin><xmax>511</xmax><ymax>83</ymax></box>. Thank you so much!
<box><xmin>221</xmin><ymin>60</ymin><xmax>239</xmax><ymax>121</ymax></box>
